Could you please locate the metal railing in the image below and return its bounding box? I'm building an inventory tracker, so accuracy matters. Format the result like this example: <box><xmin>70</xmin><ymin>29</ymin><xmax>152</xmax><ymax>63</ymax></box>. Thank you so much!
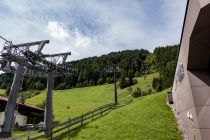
<box><xmin>5</xmin><ymin>103</ymin><xmax>114</xmax><ymax>140</ymax></box>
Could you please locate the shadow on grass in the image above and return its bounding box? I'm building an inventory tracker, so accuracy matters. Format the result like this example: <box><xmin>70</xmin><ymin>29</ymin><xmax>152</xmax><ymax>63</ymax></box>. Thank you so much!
<box><xmin>52</xmin><ymin>111</ymin><xmax>111</xmax><ymax>140</ymax></box>
<box><xmin>52</xmin><ymin>100</ymin><xmax>133</xmax><ymax>140</ymax></box>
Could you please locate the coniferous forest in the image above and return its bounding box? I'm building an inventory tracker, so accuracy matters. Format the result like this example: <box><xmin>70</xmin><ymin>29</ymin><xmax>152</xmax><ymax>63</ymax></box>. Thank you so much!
<box><xmin>0</xmin><ymin>45</ymin><xmax>179</xmax><ymax>95</ymax></box>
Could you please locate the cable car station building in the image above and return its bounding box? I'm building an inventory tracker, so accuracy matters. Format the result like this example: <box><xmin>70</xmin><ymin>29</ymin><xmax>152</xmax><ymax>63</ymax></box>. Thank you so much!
<box><xmin>172</xmin><ymin>0</ymin><xmax>210</xmax><ymax>139</ymax></box>
<box><xmin>0</xmin><ymin>96</ymin><xmax>44</xmax><ymax>128</ymax></box>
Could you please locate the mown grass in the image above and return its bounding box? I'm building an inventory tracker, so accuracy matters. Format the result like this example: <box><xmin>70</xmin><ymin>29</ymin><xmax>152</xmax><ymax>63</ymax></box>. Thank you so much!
<box><xmin>26</xmin><ymin>73</ymin><xmax>158</xmax><ymax>122</ymax></box>
<box><xmin>62</xmin><ymin>89</ymin><xmax>182</xmax><ymax>140</ymax></box>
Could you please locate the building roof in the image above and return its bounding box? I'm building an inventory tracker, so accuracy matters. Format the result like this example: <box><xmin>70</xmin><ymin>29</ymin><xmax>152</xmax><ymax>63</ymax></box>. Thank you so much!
<box><xmin>0</xmin><ymin>96</ymin><xmax>44</xmax><ymax>112</ymax></box>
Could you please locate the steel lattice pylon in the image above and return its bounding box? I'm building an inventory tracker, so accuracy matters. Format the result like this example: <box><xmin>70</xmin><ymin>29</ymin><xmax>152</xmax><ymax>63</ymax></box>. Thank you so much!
<box><xmin>0</xmin><ymin>36</ymin><xmax>76</xmax><ymax>138</ymax></box>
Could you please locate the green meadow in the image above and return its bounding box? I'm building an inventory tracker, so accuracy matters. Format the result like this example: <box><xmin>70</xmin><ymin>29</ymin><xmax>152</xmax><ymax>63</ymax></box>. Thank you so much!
<box><xmin>26</xmin><ymin>73</ymin><xmax>158</xmax><ymax>122</ymax></box>
<box><xmin>1</xmin><ymin>73</ymin><xmax>182</xmax><ymax>139</ymax></box>
<box><xmin>63</xmin><ymin>89</ymin><xmax>182</xmax><ymax>140</ymax></box>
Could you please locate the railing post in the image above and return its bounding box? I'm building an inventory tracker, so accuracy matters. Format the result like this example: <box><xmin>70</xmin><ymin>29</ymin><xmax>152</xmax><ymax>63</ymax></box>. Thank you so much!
<box><xmin>81</xmin><ymin>114</ymin><xmax>83</xmax><ymax>125</ymax></box>
<box><xmin>92</xmin><ymin>111</ymin><xmax>94</xmax><ymax>121</ymax></box>
<box><xmin>68</xmin><ymin>117</ymin><xmax>70</xmax><ymax>131</ymax></box>
<box><xmin>50</xmin><ymin>127</ymin><xmax>53</xmax><ymax>140</ymax></box>
<box><xmin>114</xmin><ymin>67</ymin><xmax>118</xmax><ymax>105</ymax></box>
<box><xmin>110</xmin><ymin>104</ymin><xmax>112</xmax><ymax>112</ymax></box>
<box><xmin>27</xmin><ymin>129</ymin><xmax>30</xmax><ymax>140</ymax></box>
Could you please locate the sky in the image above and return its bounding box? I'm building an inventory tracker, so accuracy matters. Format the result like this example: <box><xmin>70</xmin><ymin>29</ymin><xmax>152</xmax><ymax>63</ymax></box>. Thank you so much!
<box><xmin>0</xmin><ymin>0</ymin><xmax>187</xmax><ymax>61</ymax></box>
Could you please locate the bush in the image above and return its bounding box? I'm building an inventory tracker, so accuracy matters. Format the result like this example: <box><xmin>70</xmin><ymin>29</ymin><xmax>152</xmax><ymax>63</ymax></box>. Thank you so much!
<box><xmin>83</xmin><ymin>81</ymin><xmax>89</xmax><ymax>87</ymax></box>
<box><xmin>0</xmin><ymin>83</ymin><xmax>9</xmax><ymax>89</ymax></box>
<box><xmin>135</xmin><ymin>71</ymin><xmax>141</xmax><ymax>77</ymax></box>
<box><xmin>152</xmin><ymin>77</ymin><xmax>159</xmax><ymax>89</ymax></box>
<box><xmin>18</xmin><ymin>90</ymin><xmax>41</xmax><ymax>99</ymax></box>
<box><xmin>106</xmin><ymin>77</ymin><xmax>114</xmax><ymax>84</ymax></box>
<box><xmin>141</xmin><ymin>91</ymin><xmax>148</xmax><ymax>96</ymax></box>
<box><xmin>133</xmin><ymin>88</ymin><xmax>141</xmax><ymax>98</ymax></box>
<box><xmin>76</xmin><ymin>83</ymin><xmax>82</xmax><ymax>88</ymax></box>
<box><xmin>120</xmin><ymin>77</ymin><xmax>137</xmax><ymax>89</ymax></box>
<box><xmin>65</xmin><ymin>85</ymin><xmax>72</xmax><ymax>89</ymax></box>
<box><xmin>55</xmin><ymin>83</ymin><xmax>66</xmax><ymax>90</ymax></box>
<box><xmin>89</xmin><ymin>80</ymin><xmax>95</xmax><ymax>86</ymax></box>
<box><xmin>148</xmin><ymin>88</ymin><xmax>152</xmax><ymax>94</ymax></box>
<box><xmin>156</xmin><ymin>84</ymin><xmax>163</xmax><ymax>92</ymax></box>
<box><xmin>152</xmin><ymin>77</ymin><xmax>162</xmax><ymax>92</ymax></box>
<box><xmin>120</xmin><ymin>77</ymin><xmax>127</xmax><ymax>89</ymax></box>
<box><xmin>6</xmin><ymin>86</ymin><xmax>10</xmax><ymax>96</ymax></box>
<box><xmin>132</xmin><ymin>78</ymin><xmax>137</xmax><ymax>84</ymax></box>
<box><xmin>127</xmin><ymin>87</ymin><xmax>133</xmax><ymax>95</ymax></box>
<box><xmin>97</xmin><ymin>78</ymin><xmax>105</xmax><ymax>85</ymax></box>
<box><xmin>35</xmin><ymin>82</ymin><xmax>45</xmax><ymax>90</ymax></box>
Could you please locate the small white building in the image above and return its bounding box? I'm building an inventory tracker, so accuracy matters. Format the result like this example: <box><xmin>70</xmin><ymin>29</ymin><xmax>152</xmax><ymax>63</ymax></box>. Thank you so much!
<box><xmin>0</xmin><ymin>96</ymin><xmax>44</xmax><ymax>128</ymax></box>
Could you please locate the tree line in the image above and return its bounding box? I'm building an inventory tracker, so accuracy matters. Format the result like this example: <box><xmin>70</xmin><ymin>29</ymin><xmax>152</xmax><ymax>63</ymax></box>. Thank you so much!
<box><xmin>0</xmin><ymin>49</ymin><xmax>150</xmax><ymax>93</ymax></box>
<box><xmin>0</xmin><ymin>45</ymin><xmax>179</xmax><ymax>95</ymax></box>
<box><xmin>151</xmin><ymin>45</ymin><xmax>179</xmax><ymax>91</ymax></box>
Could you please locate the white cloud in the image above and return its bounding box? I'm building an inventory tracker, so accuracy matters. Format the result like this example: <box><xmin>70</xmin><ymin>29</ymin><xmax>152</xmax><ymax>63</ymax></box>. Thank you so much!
<box><xmin>74</xmin><ymin>29</ymin><xmax>91</xmax><ymax>50</ymax></box>
<box><xmin>46</xmin><ymin>21</ymin><xmax>69</xmax><ymax>41</ymax></box>
<box><xmin>0</xmin><ymin>0</ymin><xmax>187</xmax><ymax>61</ymax></box>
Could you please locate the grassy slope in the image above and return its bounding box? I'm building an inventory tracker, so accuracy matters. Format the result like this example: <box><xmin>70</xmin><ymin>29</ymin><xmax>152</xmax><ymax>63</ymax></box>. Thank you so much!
<box><xmin>26</xmin><ymin>73</ymin><xmax>158</xmax><ymax>122</ymax></box>
<box><xmin>8</xmin><ymin>73</ymin><xmax>182</xmax><ymax>139</ymax></box>
<box><xmin>65</xmin><ymin>89</ymin><xmax>182</xmax><ymax>140</ymax></box>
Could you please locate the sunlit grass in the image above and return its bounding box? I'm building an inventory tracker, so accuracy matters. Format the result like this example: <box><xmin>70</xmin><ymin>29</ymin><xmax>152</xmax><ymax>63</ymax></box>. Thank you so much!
<box><xmin>10</xmin><ymin>73</ymin><xmax>182</xmax><ymax>139</ymax></box>
<box><xmin>64</xmin><ymin>89</ymin><xmax>182</xmax><ymax>140</ymax></box>
<box><xmin>26</xmin><ymin>73</ymin><xmax>158</xmax><ymax>122</ymax></box>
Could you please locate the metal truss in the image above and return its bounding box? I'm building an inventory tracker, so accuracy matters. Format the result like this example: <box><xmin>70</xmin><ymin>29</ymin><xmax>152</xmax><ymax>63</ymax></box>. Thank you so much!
<box><xmin>0</xmin><ymin>35</ymin><xmax>77</xmax><ymax>137</ymax></box>
<box><xmin>0</xmin><ymin>36</ymin><xmax>76</xmax><ymax>77</ymax></box>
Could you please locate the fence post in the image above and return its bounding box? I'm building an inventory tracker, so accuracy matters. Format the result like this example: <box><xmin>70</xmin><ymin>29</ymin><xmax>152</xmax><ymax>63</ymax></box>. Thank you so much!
<box><xmin>101</xmin><ymin>108</ymin><xmax>103</xmax><ymax>117</ymax></box>
<box><xmin>68</xmin><ymin>117</ymin><xmax>70</xmax><ymax>131</ymax></box>
<box><xmin>27</xmin><ymin>129</ymin><xmax>30</xmax><ymax>140</ymax></box>
<box><xmin>81</xmin><ymin>114</ymin><xmax>83</xmax><ymax>125</ymax></box>
<box><xmin>92</xmin><ymin>111</ymin><xmax>94</xmax><ymax>121</ymax></box>
<box><xmin>110</xmin><ymin>104</ymin><xmax>112</xmax><ymax>112</ymax></box>
<box><xmin>50</xmin><ymin>127</ymin><xmax>53</xmax><ymax>140</ymax></box>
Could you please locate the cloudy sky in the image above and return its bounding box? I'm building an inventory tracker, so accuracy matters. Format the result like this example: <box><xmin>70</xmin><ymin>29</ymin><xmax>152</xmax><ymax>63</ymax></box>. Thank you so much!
<box><xmin>0</xmin><ymin>0</ymin><xmax>187</xmax><ymax>61</ymax></box>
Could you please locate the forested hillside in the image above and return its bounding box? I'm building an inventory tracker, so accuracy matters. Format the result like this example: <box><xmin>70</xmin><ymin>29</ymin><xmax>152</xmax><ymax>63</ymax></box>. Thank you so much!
<box><xmin>0</xmin><ymin>49</ymin><xmax>149</xmax><ymax>92</ymax></box>
<box><xmin>152</xmin><ymin>45</ymin><xmax>179</xmax><ymax>90</ymax></box>
<box><xmin>0</xmin><ymin>45</ymin><xmax>179</xmax><ymax>94</ymax></box>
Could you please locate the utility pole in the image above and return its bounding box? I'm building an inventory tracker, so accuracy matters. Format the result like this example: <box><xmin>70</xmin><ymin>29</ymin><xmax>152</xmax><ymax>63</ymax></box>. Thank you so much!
<box><xmin>114</xmin><ymin>66</ymin><xmax>118</xmax><ymax>105</ymax></box>
<box><xmin>106</xmin><ymin>64</ymin><xmax>120</xmax><ymax>106</ymax></box>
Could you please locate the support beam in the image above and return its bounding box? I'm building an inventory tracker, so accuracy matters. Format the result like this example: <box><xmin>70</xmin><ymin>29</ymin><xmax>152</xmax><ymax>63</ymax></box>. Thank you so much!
<box><xmin>44</xmin><ymin>72</ymin><xmax>53</xmax><ymax>137</ymax></box>
<box><xmin>43</xmin><ymin>52</ymin><xmax>71</xmax><ymax>58</ymax></box>
<box><xmin>0</xmin><ymin>37</ymin><xmax>74</xmax><ymax>139</ymax></box>
<box><xmin>2</xmin><ymin>40</ymin><xmax>49</xmax><ymax>48</ymax></box>
<box><xmin>36</xmin><ymin>42</ymin><xmax>47</xmax><ymax>54</ymax></box>
<box><xmin>0</xmin><ymin>64</ymin><xmax>23</xmax><ymax>138</ymax></box>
